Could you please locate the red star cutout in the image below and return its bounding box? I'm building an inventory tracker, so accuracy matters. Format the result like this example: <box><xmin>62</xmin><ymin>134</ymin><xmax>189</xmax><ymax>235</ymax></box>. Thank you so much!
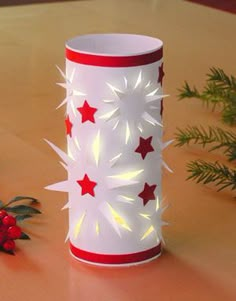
<box><xmin>135</xmin><ymin>136</ymin><xmax>154</xmax><ymax>159</ymax></box>
<box><xmin>160</xmin><ymin>99</ymin><xmax>164</xmax><ymax>117</ymax></box>
<box><xmin>77</xmin><ymin>100</ymin><xmax>97</xmax><ymax>123</ymax></box>
<box><xmin>77</xmin><ymin>174</ymin><xmax>97</xmax><ymax>197</ymax></box>
<box><xmin>158</xmin><ymin>63</ymin><xmax>165</xmax><ymax>85</ymax></box>
<box><xmin>138</xmin><ymin>183</ymin><xmax>157</xmax><ymax>206</ymax></box>
<box><xmin>65</xmin><ymin>115</ymin><xmax>73</xmax><ymax>137</ymax></box>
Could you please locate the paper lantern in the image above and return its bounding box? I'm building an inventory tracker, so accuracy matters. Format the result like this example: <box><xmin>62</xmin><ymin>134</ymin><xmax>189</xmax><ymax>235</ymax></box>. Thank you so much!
<box><xmin>46</xmin><ymin>34</ymin><xmax>172</xmax><ymax>266</ymax></box>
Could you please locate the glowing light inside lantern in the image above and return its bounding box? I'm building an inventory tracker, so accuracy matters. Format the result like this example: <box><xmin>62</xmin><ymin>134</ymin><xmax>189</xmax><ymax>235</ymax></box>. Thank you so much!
<box><xmin>108</xmin><ymin>204</ymin><xmax>132</xmax><ymax>231</ymax></box>
<box><xmin>74</xmin><ymin>212</ymin><xmax>86</xmax><ymax>238</ymax></box>
<box><xmin>120</xmin><ymin>195</ymin><xmax>134</xmax><ymax>201</ymax></box>
<box><xmin>67</xmin><ymin>145</ymin><xmax>75</xmax><ymax>160</ymax></box>
<box><xmin>125</xmin><ymin>121</ymin><xmax>131</xmax><ymax>144</ymax></box>
<box><xmin>95</xmin><ymin>221</ymin><xmax>100</xmax><ymax>235</ymax></box>
<box><xmin>92</xmin><ymin>130</ymin><xmax>101</xmax><ymax>166</ymax></box>
<box><xmin>156</xmin><ymin>196</ymin><xmax>160</xmax><ymax>211</ymax></box>
<box><xmin>109</xmin><ymin>169</ymin><xmax>144</xmax><ymax>181</ymax></box>
<box><xmin>141</xmin><ymin>225</ymin><xmax>154</xmax><ymax>240</ymax></box>
<box><xmin>139</xmin><ymin>213</ymin><xmax>151</xmax><ymax>220</ymax></box>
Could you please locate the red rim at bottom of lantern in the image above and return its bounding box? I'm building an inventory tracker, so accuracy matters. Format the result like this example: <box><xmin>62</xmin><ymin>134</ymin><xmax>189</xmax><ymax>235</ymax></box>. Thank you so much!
<box><xmin>69</xmin><ymin>242</ymin><xmax>161</xmax><ymax>266</ymax></box>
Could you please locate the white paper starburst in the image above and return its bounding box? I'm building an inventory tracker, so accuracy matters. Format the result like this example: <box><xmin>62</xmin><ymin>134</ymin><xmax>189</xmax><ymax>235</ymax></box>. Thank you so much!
<box><xmin>56</xmin><ymin>66</ymin><xmax>85</xmax><ymax>112</ymax></box>
<box><xmin>45</xmin><ymin>135</ymin><xmax>144</xmax><ymax>238</ymax></box>
<box><xmin>99</xmin><ymin>71</ymin><xmax>168</xmax><ymax>144</ymax></box>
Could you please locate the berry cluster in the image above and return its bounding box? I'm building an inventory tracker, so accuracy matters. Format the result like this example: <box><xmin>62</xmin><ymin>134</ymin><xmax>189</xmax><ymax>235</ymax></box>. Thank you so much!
<box><xmin>0</xmin><ymin>210</ymin><xmax>22</xmax><ymax>253</ymax></box>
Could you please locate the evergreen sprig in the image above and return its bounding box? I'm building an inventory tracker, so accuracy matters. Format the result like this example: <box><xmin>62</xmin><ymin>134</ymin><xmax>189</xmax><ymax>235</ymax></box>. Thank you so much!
<box><xmin>187</xmin><ymin>160</ymin><xmax>236</xmax><ymax>191</ymax></box>
<box><xmin>207</xmin><ymin>67</ymin><xmax>236</xmax><ymax>92</ymax></box>
<box><xmin>178</xmin><ymin>68</ymin><xmax>236</xmax><ymax>125</ymax></box>
<box><xmin>175</xmin><ymin>126</ymin><xmax>236</xmax><ymax>161</ymax></box>
<box><xmin>176</xmin><ymin>67</ymin><xmax>236</xmax><ymax>193</ymax></box>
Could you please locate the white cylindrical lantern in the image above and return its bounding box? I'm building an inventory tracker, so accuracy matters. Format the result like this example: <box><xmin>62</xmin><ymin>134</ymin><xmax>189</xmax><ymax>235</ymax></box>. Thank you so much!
<box><xmin>46</xmin><ymin>34</ymin><xmax>171</xmax><ymax>266</ymax></box>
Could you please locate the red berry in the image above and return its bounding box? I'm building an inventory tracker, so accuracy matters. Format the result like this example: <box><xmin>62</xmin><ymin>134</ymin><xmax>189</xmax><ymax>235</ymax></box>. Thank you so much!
<box><xmin>0</xmin><ymin>210</ymin><xmax>8</xmax><ymax>219</ymax></box>
<box><xmin>3</xmin><ymin>240</ymin><xmax>15</xmax><ymax>251</ymax></box>
<box><xmin>2</xmin><ymin>215</ymin><xmax>16</xmax><ymax>227</ymax></box>
<box><xmin>0</xmin><ymin>232</ymin><xmax>6</xmax><ymax>244</ymax></box>
<box><xmin>7</xmin><ymin>226</ymin><xmax>22</xmax><ymax>239</ymax></box>
<box><xmin>0</xmin><ymin>224</ymin><xmax>8</xmax><ymax>232</ymax></box>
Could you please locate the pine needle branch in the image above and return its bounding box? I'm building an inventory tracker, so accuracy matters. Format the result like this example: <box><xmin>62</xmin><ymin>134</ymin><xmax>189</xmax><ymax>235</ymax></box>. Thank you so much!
<box><xmin>175</xmin><ymin>126</ymin><xmax>236</xmax><ymax>161</ymax></box>
<box><xmin>187</xmin><ymin>160</ymin><xmax>236</xmax><ymax>191</ymax></box>
<box><xmin>178</xmin><ymin>67</ymin><xmax>236</xmax><ymax>125</ymax></box>
<box><xmin>178</xmin><ymin>81</ymin><xmax>201</xmax><ymax>100</ymax></box>
<box><xmin>207</xmin><ymin>67</ymin><xmax>236</xmax><ymax>92</ymax></box>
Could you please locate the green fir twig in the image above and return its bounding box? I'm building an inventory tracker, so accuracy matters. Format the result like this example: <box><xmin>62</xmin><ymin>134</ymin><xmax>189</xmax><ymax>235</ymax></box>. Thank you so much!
<box><xmin>178</xmin><ymin>67</ymin><xmax>236</xmax><ymax>125</ymax></box>
<box><xmin>175</xmin><ymin>126</ymin><xmax>236</xmax><ymax>161</ymax></box>
<box><xmin>187</xmin><ymin>160</ymin><xmax>236</xmax><ymax>191</ymax></box>
<box><xmin>207</xmin><ymin>67</ymin><xmax>236</xmax><ymax>92</ymax></box>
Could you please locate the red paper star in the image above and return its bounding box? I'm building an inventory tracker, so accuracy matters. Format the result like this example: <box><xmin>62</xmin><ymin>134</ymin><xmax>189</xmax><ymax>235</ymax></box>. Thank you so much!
<box><xmin>77</xmin><ymin>174</ymin><xmax>97</xmax><ymax>197</ymax></box>
<box><xmin>135</xmin><ymin>136</ymin><xmax>154</xmax><ymax>159</ymax></box>
<box><xmin>160</xmin><ymin>99</ymin><xmax>163</xmax><ymax>117</ymax></box>
<box><xmin>158</xmin><ymin>63</ymin><xmax>165</xmax><ymax>85</ymax></box>
<box><xmin>77</xmin><ymin>100</ymin><xmax>97</xmax><ymax>123</ymax></box>
<box><xmin>138</xmin><ymin>183</ymin><xmax>157</xmax><ymax>206</ymax></box>
<box><xmin>65</xmin><ymin>115</ymin><xmax>73</xmax><ymax>137</ymax></box>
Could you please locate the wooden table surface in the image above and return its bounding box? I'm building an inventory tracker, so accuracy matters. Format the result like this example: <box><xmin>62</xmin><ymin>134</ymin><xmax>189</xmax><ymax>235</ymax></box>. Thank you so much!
<box><xmin>0</xmin><ymin>1</ymin><xmax>235</xmax><ymax>300</ymax></box>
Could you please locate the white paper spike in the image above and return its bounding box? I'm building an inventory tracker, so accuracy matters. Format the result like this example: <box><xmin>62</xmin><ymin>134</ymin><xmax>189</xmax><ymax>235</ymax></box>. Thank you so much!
<box><xmin>109</xmin><ymin>153</ymin><xmax>122</xmax><ymax>167</ymax></box>
<box><xmin>103</xmin><ymin>99</ymin><xmax>116</xmax><ymax>103</ymax></box>
<box><xmin>162</xmin><ymin>139</ymin><xmax>175</xmax><ymax>150</ymax></box>
<box><xmin>44</xmin><ymin>139</ymin><xmax>74</xmax><ymax>164</ymax></box>
<box><xmin>56</xmin><ymin>65</ymin><xmax>67</xmax><ymax>80</ymax></box>
<box><xmin>99</xmin><ymin>107</ymin><xmax>120</xmax><ymax>121</ymax></box>
<box><xmin>59</xmin><ymin>161</ymin><xmax>68</xmax><ymax>171</ymax></box>
<box><xmin>56</xmin><ymin>82</ymin><xmax>67</xmax><ymax>89</ymax></box>
<box><xmin>56</xmin><ymin>97</ymin><xmax>69</xmax><ymax>109</ymax></box>
<box><xmin>71</xmin><ymin>100</ymin><xmax>77</xmax><ymax>116</ymax></box>
<box><xmin>112</xmin><ymin>119</ymin><xmax>120</xmax><ymax>130</ymax></box>
<box><xmin>61</xmin><ymin>201</ymin><xmax>71</xmax><ymax>210</ymax></box>
<box><xmin>45</xmin><ymin>180</ymin><xmax>69</xmax><ymax>192</ymax></box>
<box><xmin>162</xmin><ymin>160</ymin><xmax>174</xmax><ymax>173</ymax></box>
<box><xmin>145</xmin><ymin>80</ymin><xmax>151</xmax><ymax>88</ymax></box>
<box><xmin>64</xmin><ymin>230</ymin><xmax>70</xmax><ymax>243</ymax></box>
<box><xmin>134</xmin><ymin>71</ymin><xmax>142</xmax><ymax>89</ymax></box>
<box><xmin>124</xmin><ymin>76</ymin><xmax>128</xmax><ymax>89</ymax></box>
<box><xmin>142</xmin><ymin>112</ymin><xmax>163</xmax><ymax>127</ymax></box>
<box><xmin>145</xmin><ymin>94</ymin><xmax>169</xmax><ymax>104</ymax></box>
<box><xmin>69</xmin><ymin>68</ymin><xmax>75</xmax><ymax>83</ymax></box>
<box><xmin>107</xmin><ymin>83</ymin><xmax>124</xmax><ymax>99</ymax></box>
<box><xmin>72</xmin><ymin>89</ymin><xmax>86</xmax><ymax>96</ymax></box>
<box><xmin>146</xmin><ymin>87</ymin><xmax>159</xmax><ymax>97</ymax></box>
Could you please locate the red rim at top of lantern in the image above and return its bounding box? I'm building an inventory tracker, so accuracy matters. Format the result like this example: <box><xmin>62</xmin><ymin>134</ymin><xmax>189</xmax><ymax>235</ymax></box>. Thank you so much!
<box><xmin>66</xmin><ymin>33</ymin><xmax>163</xmax><ymax>67</ymax></box>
